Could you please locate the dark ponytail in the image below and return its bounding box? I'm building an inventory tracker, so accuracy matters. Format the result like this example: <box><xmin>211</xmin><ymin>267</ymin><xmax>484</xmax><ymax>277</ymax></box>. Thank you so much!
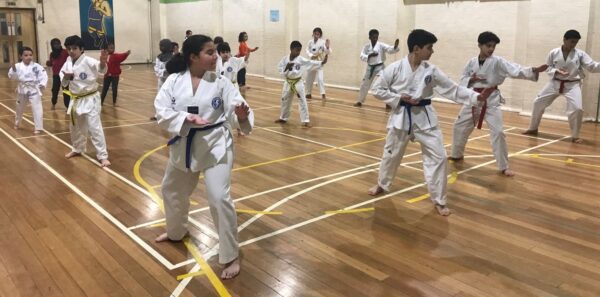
<box><xmin>166</xmin><ymin>34</ymin><xmax>213</xmax><ymax>74</ymax></box>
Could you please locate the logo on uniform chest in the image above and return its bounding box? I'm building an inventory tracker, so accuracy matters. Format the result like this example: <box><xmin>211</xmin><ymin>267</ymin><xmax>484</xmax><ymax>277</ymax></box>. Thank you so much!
<box><xmin>424</xmin><ymin>74</ymin><xmax>432</xmax><ymax>85</ymax></box>
<box><xmin>211</xmin><ymin>97</ymin><xmax>223</xmax><ymax>109</ymax></box>
<box><xmin>294</xmin><ymin>64</ymin><xmax>301</xmax><ymax>71</ymax></box>
<box><xmin>227</xmin><ymin>66</ymin><xmax>233</xmax><ymax>72</ymax></box>
<box><xmin>79</xmin><ymin>72</ymin><xmax>88</xmax><ymax>80</ymax></box>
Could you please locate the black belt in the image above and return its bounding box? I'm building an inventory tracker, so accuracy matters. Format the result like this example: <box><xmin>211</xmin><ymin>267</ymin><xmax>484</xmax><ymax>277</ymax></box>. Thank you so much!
<box><xmin>367</xmin><ymin>63</ymin><xmax>384</xmax><ymax>79</ymax></box>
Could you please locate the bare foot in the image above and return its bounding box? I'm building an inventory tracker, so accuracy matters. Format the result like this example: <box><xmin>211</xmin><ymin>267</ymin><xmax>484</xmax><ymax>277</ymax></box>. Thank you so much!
<box><xmin>221</xmin><ymin>258</ymin><xmax>240</xmax><ymax>280</ymax></box>
<box><xmin>501</xmin><ymin>168</ymin><xmax>515</xmax><ymax>177</ymax></box>
<box><xmin>353</xmin><ymin>102</ymin><xmax>362</xmax><ymax>107</ymax></box>
<box><xmin>435</xmin><ymin>204</ymin><xmax>451</xmax><ymax>216</ymax></box>
<box><xmin>448</xmin><ymin>156</ymin><xmax>464</xmax><ymax>162</ymax></box>
<box><xmin>33</xmin><ymin>130</ymin><xmax>42</xmax><ymax>134</ymax></box>
<box><xmin>385</xmin><ymin>104</ymin><xmax>392</xmax><ymax>111</ymax></box>
<box><xmin>65</xmin><ymin>151</ymin><xmax>81</xmax><ymax>158</ymax></box>
<box><xmin>522</xmin><ymin>129</ymin><xmax>538</xmax><ymax>136</ymax></box>
<box><xmin>154</xmin><ymin>232</ymin><xmax>188</xmax><ymax>242</ymax></box>
<box><xmin>13</xmin><ymin>125</ymin><xmax>19</xmax><ymax>130</ymax></box>
<box><xmin>367</xmin><ymin>185</ymin><xmax>384</xmax><ymax>196</ymax></box>
<box><xmin>321</xmin><ymin>94</ymin><xmax>326</xmax><ymax>100</ymax></box>
<box><xmin>99</xmin><ymin>159</ymin><xmax>111</xmax><ymax>167</ymax></box>
<box><xmin>301</xmin><ymin>122</ymin><xmax>312</xmax><ymax>128</ymax></box>
<box><xmin>274</xmin><ymin>119</ymin><xmax>287</xmax><ymax>124</ymax></box>
<box><xmin>237</xmin><ymin>129</ymin><xmax>245</xmax><ymax>137</ymax></box>
<box><xmin>572</xmin><ymin>138</ymin><xmax>583</xmax><ymax>144</ymax></box>
<box><xmin>306</xmin><ymin>94</ymin><xmax>312</xmax><ymax>100</ymax></box>
<box><xmin>51</xmin><ymin>105</ymin><xmax>56</xmax><ymax>110</ymax></box>
<box><xmin>150</xmin><ymin>116</ymin><xmax>157</xmax><ymax>121</ymax></box>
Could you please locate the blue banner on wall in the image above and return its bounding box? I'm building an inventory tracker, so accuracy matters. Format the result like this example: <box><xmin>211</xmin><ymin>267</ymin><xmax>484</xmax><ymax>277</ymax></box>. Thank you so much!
<box><xmin>79</xmin><ymin>0</ymin><xmax>114</xmax><ymax>50</ymax></box>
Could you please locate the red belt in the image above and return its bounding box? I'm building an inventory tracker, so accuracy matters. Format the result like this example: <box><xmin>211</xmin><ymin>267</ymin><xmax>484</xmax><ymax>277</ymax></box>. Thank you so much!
<box><xmin>471</xmin><ymin>86</ymin><xmax>498</xmax><ymax>129</ymax></box>
<box><xmin>553</xmin><ymin>78</ymin><xmax>580</xmax><ymax>94</ymax></box>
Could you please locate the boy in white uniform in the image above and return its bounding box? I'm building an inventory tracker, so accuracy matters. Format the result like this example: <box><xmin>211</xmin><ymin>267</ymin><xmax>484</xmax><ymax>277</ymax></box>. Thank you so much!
<box><xmin>275</xmin><ymin>41</ymin><xmax>328</xmax><ymax>127</ymax></box>
<box><xmin>354</xmin><ymin>29</ymin><xmax>399</xmax><ymax>108</ymax></box>
<box><xmin>217</xmin><ymin>42</ymin><xmax>250</xmax><ymax>135</ymax></box>
<box><xmin>154</xmin><ymin>35</ymin><xmax>254</xmax><ymax>280</ymax></box>
<box><xmin>60</xmin><ymin>35</ymin><xmax>111</xmax><ymax>167</ymax></box>
<box><xmin>449</xmin><ymin>31</ymin><xmax>548</xmax><ymax>176</ymax></box>
<box><xmin>523</xmin><ymin>29</ymin><xmax>600</xmax><ymax>143</ymax></box>
<box><xmin>305</xmin><ymin>27</ymin><xmax>331</xmax><ymax>100</ymax></box>
<box><xmin>9</xmin><ymin>46</ymin><xmax>48</xmax><ymax>134</ymax></box>
<box><xmin>368</xmin><ymin>29</ymin><xmax>492</xmax><ymax>216</ymax></box>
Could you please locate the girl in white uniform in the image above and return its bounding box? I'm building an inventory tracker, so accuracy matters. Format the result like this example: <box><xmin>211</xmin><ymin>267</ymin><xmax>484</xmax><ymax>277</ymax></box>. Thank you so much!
<box><xmin>368</xmin><ymin>30</ymin><xmax>491</xmax><ymax>216</ymax></box>
<box><xmin>355</xmin><ymin>29</ymin><xmax>399</xmax><ymax>108</ymax></box>
<box><xmin>449</xmin><ymin>32</ymin><xmax>547</xmax><ymax>176</ymax></box>
<box><xmin>275</xmin><ymin>40</ymin><xmax>327</xmax><ymax>127</ymax></box>
<box><xmin>9</xmin><ymin>46</ymin><xmax>48</xmax><ymax>134</ymax></box>
<box><xmin>523</xmin><ymin>30</ymin><xmax>600</xmax><ymax>143</ymax></box>
<box><xmin>154</xmin><ymin>35</ymin><xmax>254</xmax><ymax>280</ymax></box>
<box><xmin>60</xmin><ymin>35</ymin><xmax>111</xmax><ymax>167</ymax></box>
<box><xmin>304</xmin><ymin>27</ymin><xmax>331</xmax><ymax>100</ymax></box>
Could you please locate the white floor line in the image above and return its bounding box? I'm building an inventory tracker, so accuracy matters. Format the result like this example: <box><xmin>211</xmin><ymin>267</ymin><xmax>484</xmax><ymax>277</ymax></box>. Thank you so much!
<box><xmin>0</xmin><ymin>125</ymin><xmax>176</xmax><ymax>270</ymax></box>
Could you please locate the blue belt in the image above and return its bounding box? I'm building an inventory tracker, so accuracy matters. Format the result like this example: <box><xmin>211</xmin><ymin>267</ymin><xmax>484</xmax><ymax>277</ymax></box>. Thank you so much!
<box><xmin>167</xmin><ymin>121</ymin><xmax>225</xmax><ymax>169</ymax></box>
<box><xmin>400</xmin><ymin>99</ymin><xmax>431</xmax><ymax>135</ymax></box>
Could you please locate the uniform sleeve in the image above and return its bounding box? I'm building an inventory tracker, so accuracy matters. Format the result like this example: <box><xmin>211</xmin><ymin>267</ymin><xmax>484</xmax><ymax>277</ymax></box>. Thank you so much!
<box><xmin>306</xmin><ymin>40</ymin><xmax>315</xmax><ymax>58</ymax></box>
<box><xmin>154</xmin><ymin>75</ymin><xmax>189</xmax><ymax>136</ymax></box>
<box><xmin>433</xmin><ymin>67</ymin><xmax>479</xmax><ymax>106</ymax></box>
<box><xmin>360</xmin><ymin>44</ymin><xmax>369</xmax><ymax>62</ymax></box>
<box><xmin>580</xmin><ymin>51</ymin><xmax>600</xmax><ymax>73</ymax></box>
<box><xmin>382</xmin><ymin>42</ymin><xmax>400</xmax><ymax>54</ymax></box>
<box><xmin>459</xmin><ymin>60</ymin><xmax>473</xmax><ymax>87</ymax></box>
<box><xmin>154</xmin><ymin>58</ymin><xmax>163</xmax><ymax>77</ymax></box>
<box><xmin>498</xmin><ymin>57</ymin><xmax>538</xmax><ymax>82</ymax></box>
<box><xmin>36</xmin><ymin>64</ymin><xmax>49</xmax><ymax>87</ymax></box>
<box><xmin>8</xmin><ymin>64</ymin><xmax>18</xmax><ymax>80</ymax></box>
<box><xmin>232</xmin><ymin>57</ymin><xmax>246</xmax><ymax>71</ymax></box>
<box><xmin>545</xmin><ymin>50</ymin><xmax>557</xmax><ymax>77</ymax></box>
<box><xmin>372</xmin><ymin>63</ymin><xmax>401</xmax><ymax>108</ymax></box>
<box><xmin>298</xmin><ymin>56</ymin><xmax>322</xmax><ymax>72</ymax></box>
<box><xmin>222</xmin><ymin>79</ymin><xmax>254</xmax><ymax>135</ymax></box>
<box><xmin>59</xmin><ymin>59</ymin><xmax>72</xmax><ymax>87</ymax></box>
<box><xmin>87</xmin><ymin>56</ymin><xmax>106</xmax><ymax>75</ymax></box>
<box><xmin>278</xmin><ymin>56</ymin><xmax>288</xmax><ymax>75</ymax></box>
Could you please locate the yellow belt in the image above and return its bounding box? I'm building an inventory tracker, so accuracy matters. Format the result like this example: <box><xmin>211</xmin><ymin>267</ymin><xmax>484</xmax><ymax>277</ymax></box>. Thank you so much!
<box><xmin>63</xmin><ymin>89</ymin><xmax>98</xmax><ymax>126</ymax></box>
<box><xmin>286</xmin><ymin>77</ymin><xmax>301</xmax><ymax>97</ymax></box>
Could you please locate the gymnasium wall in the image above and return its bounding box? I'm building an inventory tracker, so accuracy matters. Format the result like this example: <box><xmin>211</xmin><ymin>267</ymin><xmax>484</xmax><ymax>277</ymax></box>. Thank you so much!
<box><xmin>8</xmin><ymin>0</ymin><xmax>153</xmax><ymax>64</ymax></box>
<box><xmin>158</xmin><ymin>0</ymin><xmax>600</xmax><ymax>121</ymax></box>
<box><xmin>12</xmin><ymin>0</ymin><xmax>600</xmax><ymax>120</ymax></box>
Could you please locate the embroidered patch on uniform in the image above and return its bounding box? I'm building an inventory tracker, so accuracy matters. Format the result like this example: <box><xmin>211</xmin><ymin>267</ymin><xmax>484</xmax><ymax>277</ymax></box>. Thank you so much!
<box><xmin>32</xmin><ymin>67</ymin><xmax>39</xmax><ymax>74</ymax></box>
<box><xmin>294</xmin><ymin>65</ymin><xmax>301</xmax><ymax>70</ymax></box>
<box><xmin>227</xmin><ymin>66</ymin><xmax>233</xmax><ymax>72</ymax></box>
<box><xmin>79</xmin><ymin>72</ymin><xmax>88</xmax><ymax>80</ymax></box>
<box><xmin>424</xmin><ymin>75</ymin><xmax>432</xmax><ymax>85</ymax></box>
<box><xmin>211</xmin><ymin>97</ymin><xmax>223</xmax><ymax>109</ymax></box>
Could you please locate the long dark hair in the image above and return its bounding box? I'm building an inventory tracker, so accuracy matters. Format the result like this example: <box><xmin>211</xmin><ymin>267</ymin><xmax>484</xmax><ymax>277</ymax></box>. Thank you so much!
<box><xmin>50</xmin><ymin>38</ymin><xmax>63</xmax><ymax>59</ymax></box>
<box><xmin>166</xmin><ymin>34</ymin><xmax>213</xmax><ymax>74</ymax></box>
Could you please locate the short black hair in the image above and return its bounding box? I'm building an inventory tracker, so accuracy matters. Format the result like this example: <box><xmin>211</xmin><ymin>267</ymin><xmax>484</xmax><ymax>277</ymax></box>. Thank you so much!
<box><xmin>478</xmin><ymin>31</ymin><xmax>500</xmax><ymax>45</ymax></box>
<box><xmin>217</xmin><ymin>42</ymin><xmax>231</xmax><ymax>54</ymax></box>
<box><xmin>64</xmin><ymin>35</ymin><xmax>85</xmax><ymax>50</ymax></box>
<box><xmin>407</xmin><ymin>29</ymin><xmax>437</xmax><ymax>53</ymax></box>
<box><xmin>369</xmin><ymin>29</ymin><xmax>379</xmax><ymax>37</ymax></box>
<box><xmin>290</xmin><ymin>40</ymin><xmax>302</xmax><ymax>49</ymax></box>
<box><xmin>19</xmin><ymin>46</ymin><xmax>33</xmax><ymax>56</ymax></box>
<box><xmin>313</xmin><ymin>27</ymin><xmax>323</xmax><ymax>36</ymax></box>
<box><xmin>238</xmin><ymin>31</ymin><xmax>247</xmax><ymax>42</ymax></box>
<box><xmin>185</xmin><ymin>30</ymin><xmax>192</xmax><ymax>35</ymax></box>
<box><xmin>171</xmin><ymin>42</ymin><xmax>179</xmax><ymax>48</ymax></box>
<box><xmin>214</xmin><ymin>36</ymin><xmax>224</xmax><ymax>45</ymax></box>
<box><xmin>564</xmin><ymin>29</ymin><xmax>581</xmax><ymax>40</ymax></box>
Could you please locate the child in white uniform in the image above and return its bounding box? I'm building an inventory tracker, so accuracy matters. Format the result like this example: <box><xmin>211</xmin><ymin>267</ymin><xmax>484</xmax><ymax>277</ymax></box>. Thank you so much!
<box><xmin>305</xmin><ymin>27</ymin><xmax>331</xmax><ymax>100</ymax></box>
<box><xmin>9</xmin><ymin>46</ymin><xmax>48</xmax><ymax>134</ymax></box>
<box><xmin>154</xmin><ymin>35</ymin><xmax>254</xmax><ymax>280</ymax></box>
<box><xmin>275</xmin><ymin>40</ymin><xmax>328</xmax><ymax>127</ymax></box>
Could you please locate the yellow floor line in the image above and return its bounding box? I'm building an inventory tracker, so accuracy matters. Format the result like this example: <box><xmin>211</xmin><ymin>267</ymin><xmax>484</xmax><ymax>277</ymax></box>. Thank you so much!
<box><xmin>176</xmin><ymin>271</ymin><xmax>206</xmax><ymax>281</ymax></box>
<box><xmin>183</xmin><ymin>239</ymin><xmax>231</xmax><ymax>297</ymax></box>
<box><xmin>236</xmin><ymin>209</ymin><xmax>283</xmax><ymax>215</ymax></box>
<box><xmin>324</xmin><ymin>207</ymin><xmax>374</xmax><ymax>214</ymax></box>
